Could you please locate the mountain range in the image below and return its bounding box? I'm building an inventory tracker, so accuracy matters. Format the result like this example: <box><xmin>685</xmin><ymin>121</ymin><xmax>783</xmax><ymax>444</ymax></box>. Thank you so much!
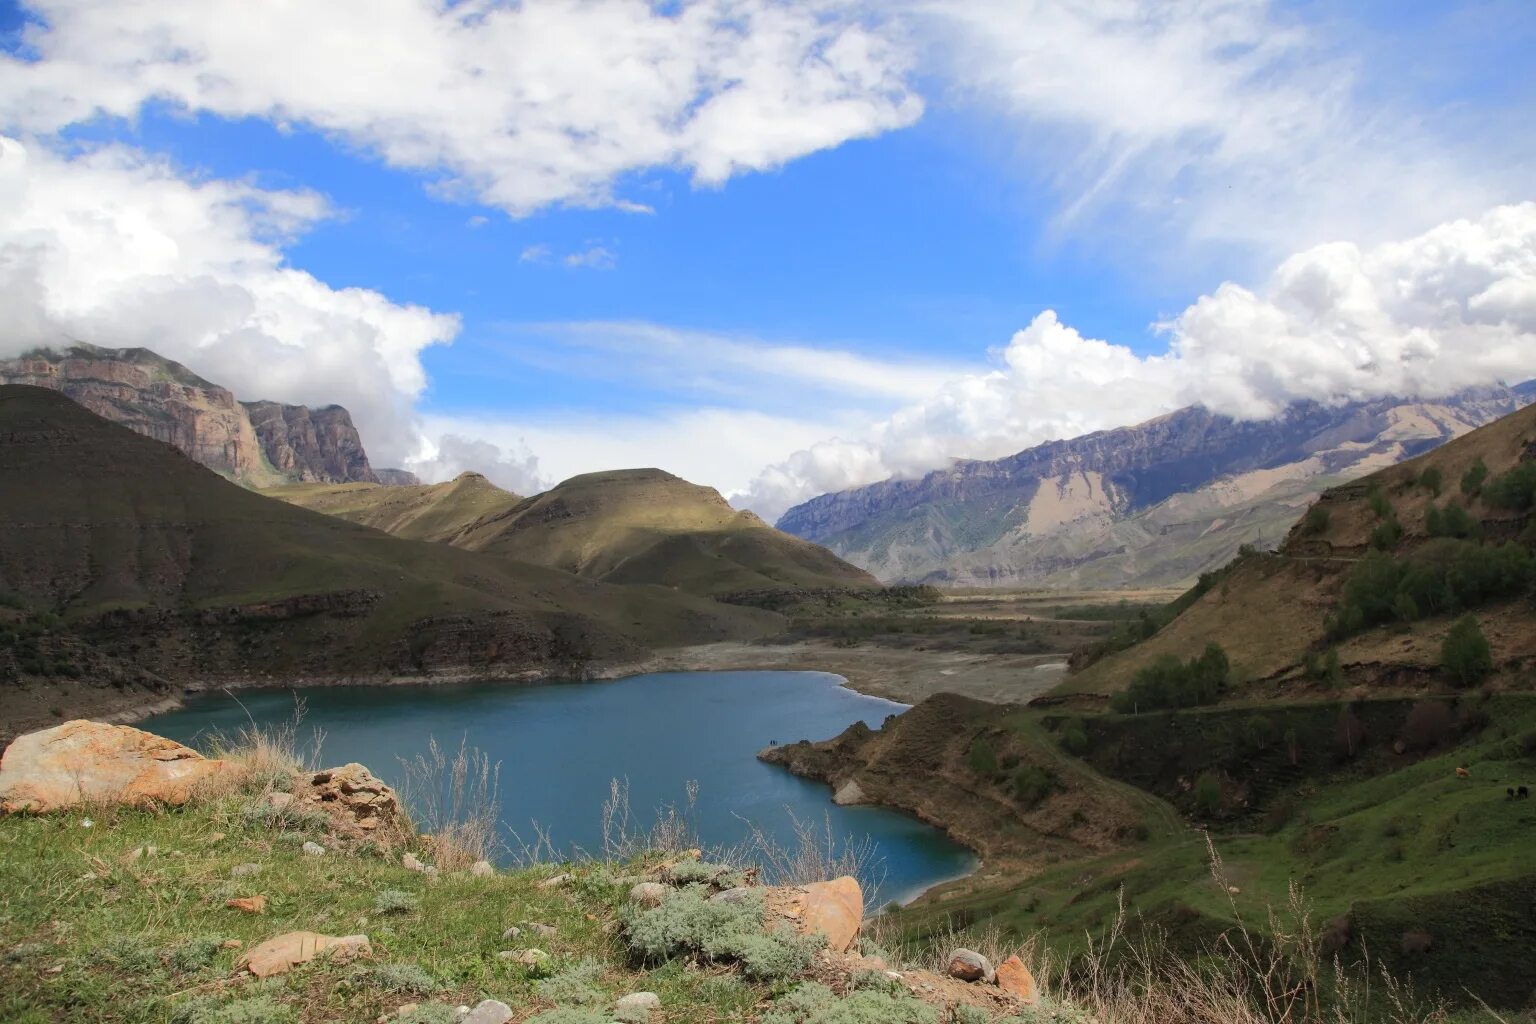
<box><xmin>0</xmin><ymin>343</ymin><xmax>405</xmax><ymax>487</ymax></box>
<box><xmin>778</xmin><ymin>385</ymin><xmax>1536</xmax><ymax>589</ymax></box>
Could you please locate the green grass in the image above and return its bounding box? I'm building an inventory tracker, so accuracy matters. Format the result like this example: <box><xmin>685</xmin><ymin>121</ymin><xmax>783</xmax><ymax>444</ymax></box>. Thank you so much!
<box><xmin>0</xmin><ymin>798</ymin><xmax>768</xmax><ymax>1023</ymax></box>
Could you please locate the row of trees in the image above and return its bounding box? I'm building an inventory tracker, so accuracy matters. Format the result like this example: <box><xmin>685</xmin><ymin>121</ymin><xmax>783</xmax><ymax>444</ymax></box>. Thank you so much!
<box><xmin>1327</xmin><ymin>539</ymin><xmax>1534</xmax><ymax>639</ymax></box>
<box><xmin>1110</xmin><ymin>643</ymin><xmax>1230</xmax><ymax>713</ymax></box>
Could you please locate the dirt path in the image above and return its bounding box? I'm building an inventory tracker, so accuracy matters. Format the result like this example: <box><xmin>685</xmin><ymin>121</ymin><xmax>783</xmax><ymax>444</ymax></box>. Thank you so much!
<box><xmin>644</xmin><ymin>640</ymin><xmax>1071</xmax><ymax>706</ymax></box>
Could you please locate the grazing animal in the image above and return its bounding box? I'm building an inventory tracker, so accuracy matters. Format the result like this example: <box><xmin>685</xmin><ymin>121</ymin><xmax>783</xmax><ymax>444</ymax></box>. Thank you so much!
<box><xmin>1455</xmin><ymin>766</ymin><xmax>1470</xmax><ymax>778</ymax></box>
<box><xmin>1509</xmin><ymin>787</ymin><xmax>1517</xmax><ymax>799</ymax></box>
<box><xmin>1520</xmin><ymin>786</ymin><xmax>1530</xmax><ymax>799</ymax></box>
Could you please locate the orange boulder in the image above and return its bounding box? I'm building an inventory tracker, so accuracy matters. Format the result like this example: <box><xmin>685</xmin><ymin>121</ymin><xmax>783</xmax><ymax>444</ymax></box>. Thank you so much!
<box><xmin>0</xmin><ymin>721</ymin><xmax>235</xmax><ymax>813</ymax></box>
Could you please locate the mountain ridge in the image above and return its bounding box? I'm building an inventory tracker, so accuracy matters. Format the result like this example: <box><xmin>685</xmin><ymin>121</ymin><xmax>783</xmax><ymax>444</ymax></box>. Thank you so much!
<box><xmin>778</xmin><ymin>387</ymin><xmax>1534</xmax><ymax>588</ymax></box>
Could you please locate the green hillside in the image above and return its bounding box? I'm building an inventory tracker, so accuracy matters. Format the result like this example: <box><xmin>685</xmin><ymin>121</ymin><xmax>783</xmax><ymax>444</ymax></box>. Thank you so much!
<box><xmin>261</xmin><ymin>473</ymin><xmax>521</xmax><ymax>543</ymax></box>
<box><xmin>0</xmin><ymin>386</ymin><xmax>779</xmax><ymax>737</ymax></box>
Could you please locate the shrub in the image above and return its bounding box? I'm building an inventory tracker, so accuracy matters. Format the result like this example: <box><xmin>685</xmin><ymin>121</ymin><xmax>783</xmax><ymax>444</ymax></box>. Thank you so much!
<box><xmin>397</xmin><ymin>1006</ymin><xmax>458</xmax><ymax>1024</ymax></box>
<box><xmin>358</xmin><ymin>963</ymin><xmax>439</xmax><ymax>994</ymax></box>
<box><xmin>663</xmin><ymin>858</ymin><xmax>743</xmax><ymax>888</ymax></box>
<box><xmin>620</xmin><ymin>886</ymin><xmax>821</xmax><ymax>980</ymax></box>
<box><xmin>1369</xmin><ymin>516</ymin><xmax>1403</xmax><ymax>551</ymax></box>
<box><xmin>1193</xmin><ymin>772</ymin><xmax>1223</xmax><ymax>816</ymax></box>
<box><xmin>1243</xmin><ymin>714</ymin><xmax>1276</xmax><ymax>752</ymax></box>
<box><xmin>1367</xmin><ymin>487</ymin><xmax>1393</xmax><ymax>519</ymax></box>
<box><xmin>760</xmin><ymin>982</ymin><xmax>939</xmax><ymax>1024</ymax></box>
<box><xmin>525</xmin><ymin>1010</ymin><xmax>613</xmax><ymax>1024</ymax></box>
<box><xmin>966</xmin><ymin>736</ymin><xmax>999</xmax><ymax>777</ymax></box>
<box><xmin>1462</xmin><ymin>457</ymin><xmax>1488</xmax><ymax>497</ymax></box>
<box><xmin>1425</xmin><ymin>500</ymin><xmax>1481</xmax><ymax>540</ymax></box>
<box><xmin>167</xmin><ymin>936</ymin><xmax>223</xmax><ymax>973</ymax></box>
<box><xmin>1059</xmin><ymin>718</ymin><xmax>1089</xmax><ymax>755</ymax></box>
<box><xmin>240</xmin><ymin>800</ymin><xmax>329</xmax><ymax>833</ymax></box>
<box><xmin>1012</xmin><ymin>765</ymin><xmax>1056</xmax><ymax>808</ymax></box>
<box><xmin>92</xmin><ymin>935</ymin><xmax>161</xmax><ymax>974</ymax></box>
<box><xmin>535</xmin><ymin>959</ymin><xmax>604</xmax><ymax>1005</ymax></box>
<box><xmin>1485</xmin><ymin>461</ymin><xmax>1536</xmax><ymax>511</ymax></box>
<box><xmin>1111</xmin><ymin>643</ymin><xmax>1229</xmax><ymax>713</ymax></box>
<box><xmin>1330</xmin><ymin>541</ymin><xmax>1536</xmax><ymax>639</ymax></box>
<box><xmin>710</xmin><ymin>929</ymin><xmax>823</xmax><ymax>982</ymax></box>
<box><xmin>372</xmin><ymin>888</ymin><xmax>419</xmax><ymax>915</ymax></box>
<box><xmin>171</xmin><ymin>992</ymin><xmax>297</xmax><ymax>1024</ymax></box>
<box><xmin>1442</xmin><ymin>615</ymin><xmax>1493</xmax><ymax>688</ymax></box>
<box><xmin>1303</xmin><ymin>504</ymin><xmax>1330</xmax><ymax>534</ymax></box>
<box><xmin>1419</xmin><ymin>467</ymin><xmax>1443</xmax><ymax>496</ymax></box>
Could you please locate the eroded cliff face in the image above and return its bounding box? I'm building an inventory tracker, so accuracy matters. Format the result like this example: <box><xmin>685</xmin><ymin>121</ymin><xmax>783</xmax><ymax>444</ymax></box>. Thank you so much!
<box><xmin>0</xmin><ymin>344</ymin><xmax>377</xmax><ymax>486</ymax></box>
<box><xmin>777</xmin><ymin>388</ymin><xmax>1534</xmax><ymax>587</ymax></box>
<box><xmin>242</xmin><ymin>401</ymin><xmax>378</xmax><ymax>484</ymax></box>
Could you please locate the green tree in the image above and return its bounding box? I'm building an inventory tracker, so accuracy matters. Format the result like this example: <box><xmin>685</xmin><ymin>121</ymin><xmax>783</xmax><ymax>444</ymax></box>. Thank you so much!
<box><xmin>1485</xmin><ymin>462</ymin><xmax>1536</xmax><ymax>512</ymax></box>
<box><xmin>1324</xmin><ymin>648</ymin><xmax>1344</xmax><ymax>688</ymax></box>
<box><xmin>1367</xmin><ymin>487</ymin><xmax>1393</xmax><ymax>519</ymax></box>
<box><xmin>1441</xmin><ymin>614</ymin><xmax>1493</xmax><ymax>688</ymax></box>
<box><xmin>1419</xmin><ymin>466</ymin><xmax>1443</xmax><ymax>496</ymax></box>
<box><xmin>1370</xmin><ymin>516</ymin><xmax>1403</xmax><ymax>550</ymax></box>
<box><xmin>1461</xmin><ymin>457</ymin><xmax>1488</xmax><ymax>498</ymax></box>
<box><xmin>1012</xmin><ymin>765</ymin><xmax>1055</xmax><ymax>808</ymax></box>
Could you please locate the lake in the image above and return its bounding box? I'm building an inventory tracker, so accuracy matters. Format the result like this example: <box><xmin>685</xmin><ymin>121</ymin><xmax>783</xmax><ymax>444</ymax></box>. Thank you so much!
<box><xmin>143</xmin><ymin>670</ymin><xmax>975</xmax><ymax>906</ymax></box>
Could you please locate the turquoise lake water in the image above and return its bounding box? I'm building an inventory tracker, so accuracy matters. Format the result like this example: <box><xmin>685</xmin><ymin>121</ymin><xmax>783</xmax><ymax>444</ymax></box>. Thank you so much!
<box><xmin>143</xmin><ymin>671</ymin><xmax>975</xmax><ymax>906</ymax></box>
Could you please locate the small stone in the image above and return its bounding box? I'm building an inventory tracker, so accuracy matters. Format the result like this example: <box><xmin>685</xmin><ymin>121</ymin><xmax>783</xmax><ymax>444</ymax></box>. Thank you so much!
<box><xmin>614</xmin><ymin>991</ymin><xmax>660</xmax><ymax>1021</ymax></box>
<box><xmin>709</xmin><ymin>886</ymin><xmax>754</xmax><ymax>906</ymax></box>
<box><xmin>461</xmin><ymin>998</ymin><xmax>513</xmax><ymax>1024</ymax></box>
<box><xmin>402</xmin><ymin>853</ymin><xmax>426</xmax><ymax>872</ymax></box>
<box><xmin>397</xmin><ymin>1004</ymin><xmax>418</xmax><ymax>1018</ymax></box>
<box><xmin>208</xmin><ymin>832</ymin><xmax>226</xmax><ymax>843</ymax></box>
<box><xmin>537</xmin><ymin>872</ymin><xmax>572</xmax><ymax>889</ymax></box>
<box><xmin>221</xmin><ymin>940</ymin><xmax>243</xmax><ymax>949</ymax></box>
<box><xmin>630</xmin><ymin>882</ymin><xmax>669</xmax><ymax>908</ymax></box>
<box><xmin>80</xmin><ymin>818</ymin><xmax>93</xmax><ymax>828</ymax></box>
<box><xmin>947</xmin><ymin>948</ymin><xmax>993</xmax><ymax>983</ymax></box>
<box><xmin>231</xmin><ymin>863</ymin><xmax>262</xmax><ymax>878</ymax></box>
<box><xmin>995</xmin><ymin>955</ymin><xmax>1038</xmax><ymax>1004</ymax></box>
<box><xmin>226</xmin><ymin>895</ymin><xmax>267</xmax><ymax>914</ymax></box>
<box><xmin>505</xmin><ymin>948</ymin><xmax>549</xmax><ymax>968</ymax></box>
<box><xmin>500</xmin><ymin>926</ymin><xmax>522</xmax><ymax>940</ymax></box>
<box><xmin>470</xmin><ymin>860</ymin><xmax>494</xmax><ymax>877</ymax></box>
<box><xmin>528</xmin><ymin>922</ymin><xmax>556</xmax><ymax>938</ymax></box>
<box><xmin>302</xmin><ymin>841</ymin><xmax>325</xmax><ymax>856</ymax></box>
<box><xmin>263</xmin><ymin>791</ymin><xmax>296</xmax><ymax>811</ymax></box>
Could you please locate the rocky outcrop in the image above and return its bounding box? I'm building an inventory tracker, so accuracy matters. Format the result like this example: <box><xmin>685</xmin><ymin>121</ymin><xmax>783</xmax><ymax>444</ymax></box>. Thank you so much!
<box><xmin>242</xmin><ymin>400</ymin><xmax>378</xmax><ymax>484</ymax></box>
<box><xmin>763</xmin><ymin>876</ymin><xmax>864</xmax><ymax>953</ymax></box>
<box><xmin>375</xmin><ymin>468</ymin><xmax>422</xmax><ymax>486</ymax></box>
<box><xmin>299</xmin><ymin>763</ymin><xmax>402</xmax><ymax>836</ymax></box>
<box><xmin>236</xmin><ymin>931</ymin><xmax>371</xmax><ymax>978</ymax></box>
<box><xmin>0</xmin><ymin>720</ymin><xmax>237</xmax><ymax>812</ymax></box>
<box><xmin>777</xmin><ymin>387</ymin><xmax>1534</xmax><ymax>586</ymax></box>
<box><xmin>0</xmin><ymin>343</ymin><xmax>379</xmax><ymax>485</ymax></box>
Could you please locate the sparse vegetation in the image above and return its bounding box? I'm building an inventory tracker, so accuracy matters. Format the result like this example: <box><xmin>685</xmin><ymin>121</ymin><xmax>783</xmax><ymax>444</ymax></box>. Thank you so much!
<box><xmin>1111</xmin><ymin>643</ymin><xmax>1230</xmax><ymax>713</ymax></box>
<box><xmin>1303</xmin><ymin>504</ymin><xmax>1330</xmax><ymax>534</ymax></box>
<box><xmin>1461</xmin><ymin>457</ymin><xmax>1488</xmax><ymax>497</ymax></box>
<box><xmin>1418</xmin><ymin>467</ymin><xmax>1443</xmax><ymax>496</ymax></box>
<box><xmin>1441</xmin><ymin>615</ymin><xmax>1493</xmax><ymax>688</ymax></box>
<box><xmin>1328</xmin><ymin>540</ymin><xmax>1535</xmax><ymax>640</ymax></box>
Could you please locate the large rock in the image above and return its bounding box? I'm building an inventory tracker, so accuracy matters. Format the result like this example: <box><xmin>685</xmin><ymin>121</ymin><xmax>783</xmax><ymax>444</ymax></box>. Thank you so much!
<box><xmin>236</xmin><ymin>931</ymin><xmax>370</xmax><ymax>978</ymax></box>
<box><xmin>995</xmin><ymin>955</ymin><xmax>1038</xmax><ymax>1003</ymax></box>
<box><xmin>461</xmin><ymin>1000</ymin><xmax>513</xmax><ymax>1024</ymax></box>
<box><xmin>763</xmin><ymin>876</ymin><xmax>863</xmax><ymax>953</ymax></box>
<box><xmin>947</xmin><ymin>948</ymin><xmax>993</xmax><ymax>983</ymax></box>
<box><xmin>0</xmin><ymin>721</ymin><xmax>236</xmax><ymax>813</ymax></box>
<box><xmin>300</xmin><ymin>763</ymin><xmax>401</xmax><ymax>834</ymax></box>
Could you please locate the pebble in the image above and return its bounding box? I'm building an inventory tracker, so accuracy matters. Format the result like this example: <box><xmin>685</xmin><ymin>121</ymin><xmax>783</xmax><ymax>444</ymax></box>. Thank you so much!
<box><xmin>537</xmin><ymin>872</ymin><xmax>572</xmax><ymax>889</ymax></box>
<box><xmin>500</xmin><ymin>926</ymin><xmax>522</xmax><ymax>940</ymax></box>
<box><xmin>614</xmin><ymin>991</ymin><xmax>660</xmax><ymax>1021</ymax></box>
<box><xmin>528</xmin><ymin>922</ymin><xmax>557</xmax><ymax>938</ymax></box>
<box><xmin>302</xmin><ymin>841</ymin><xmax>326</xmax><ymax>856</ymax></box>
<box><xmin>947</xmin><ymin>948</ymin><xmax>994</xmax><ymax>984</ymax></box>
<box><xmin>470</xmin><ymin>860</ymin><xmax>494</xmax><ymax>877</ymax></box>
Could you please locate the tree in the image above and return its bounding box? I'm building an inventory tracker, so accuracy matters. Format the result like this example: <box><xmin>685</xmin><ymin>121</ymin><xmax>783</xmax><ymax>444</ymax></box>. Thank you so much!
<box><xmin>1419</xmin><ymin>467</ymin><xmax>1443</xmax><ymax>496</ymax></box>
<box><xmin>1441</xmin><ymin>615</ymin><xmax>1493</xmax><ymax>688</ymax></box>
<box><xmin>1367</xmin><ymin>487</ymin><xmax>1393</xmax><ymax>519</ymax></box>
<box><xmin>967</xmin><ymin>736</ymin><xmax>999</xmax><ymax>776</ymax></box>
<box><xmin>1324</xmin><ymin>648</ymin><xmax>1344</xmax><ymax>688</ymax></box>
<box><xmin>1461</xmin><ymin>458</ymin><xmax>1488</xmax><ymax>498</ymax></box>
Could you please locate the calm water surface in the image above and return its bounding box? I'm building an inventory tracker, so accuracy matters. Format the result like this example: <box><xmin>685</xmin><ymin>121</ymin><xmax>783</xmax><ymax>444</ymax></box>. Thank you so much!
<box><xmin>144</xmin><ymin>671</ymin><xmax>975</xmax><ymax>906</ymax></box>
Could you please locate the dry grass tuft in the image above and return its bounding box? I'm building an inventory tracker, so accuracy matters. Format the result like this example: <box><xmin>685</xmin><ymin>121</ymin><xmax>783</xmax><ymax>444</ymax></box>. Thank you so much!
<box><xmin>197</xmin><ymin>693</ymin><xmax>323</xmax><ymax>799</ymax></box>
<box><xmin>397</xmin><ymin>737</ymin><xmax>502</xmax><ymax>871</ymax></box>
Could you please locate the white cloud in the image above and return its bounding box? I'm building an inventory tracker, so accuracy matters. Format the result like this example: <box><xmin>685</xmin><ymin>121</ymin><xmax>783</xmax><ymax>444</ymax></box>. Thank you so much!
<box><xmin>904</xmin><ymin>0</ymin><xmax>1527</xmax><ymax>264</ymax></box>
<box><xmin>747</xmin><ymin>203</ymin><xmax>1536</xmax><ymax>520</ymax></box>
<box><xmin>1</xmin><ymin>0</ymin><xmax>922</xmax><ymax>216</ymax></box>
<box><xmin>563</xmin><ymin>246</ymin><xmax>617</xmax><ymax>271</ymax></box>
<box><xmin>519</xmin><ymin>245</ymin><xmax>553</xmax><ymax>265</ymax></box>
<box><xmin>421</xmin><ymin>406</ymin><xmax>852</xmax><ymax>499</ymax></box>
<box><xmin>501</xmin><ymin>321</ymin><xmax>970</xmax><ymax>406</ymax></box>
<box><xmin>0</xmin><ymin>135</ymin><xmax>457</xmax><ymax>464</ymax></box>
<box><xmin>405</xmin><ymin>434</ymin><xmax>545</xmax><ymax>496</ymax></box>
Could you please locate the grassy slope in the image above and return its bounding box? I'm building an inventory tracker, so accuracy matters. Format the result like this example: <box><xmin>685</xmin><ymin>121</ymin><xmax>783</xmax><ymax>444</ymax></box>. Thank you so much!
<box><xmin>0</xmin><ymin>387</ymin><xmax>779</xmax><ymax>727</ymax></box>
<box><xmin>260</xmin><ymin>474</ymin><xmax>521</xmax><ymax>544</ymax></box>
<box><xmin>448</xmin><ymin>469</ymin><xmax>879</xmax><ymax>598</ymax></box>
<box><xmin>1060</xmin><ymin>403</ymin><xmax>1536</xmax><ymax>698</ymax></box>
<box><xmin>894</xmin><ymin>696</ymin><xmax>1536</xmax><ymax>1009</ymax></box>
<box><xmin>0</xmin><ymin>796</ymin><xmax>766</xmax><ymax>1024</ymax></box>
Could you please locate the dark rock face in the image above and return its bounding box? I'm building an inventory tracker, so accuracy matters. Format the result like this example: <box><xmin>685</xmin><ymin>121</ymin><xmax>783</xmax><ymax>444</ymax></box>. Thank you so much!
<box><xmin>0</xmin><ymin>343</ymin><xmax>378</xmax><ymax>485</ymax></box>
<box><xmin>777</xmin><ymin>387</ymin><xmax>1534</xmax><ymax>586</ymax></box>
<box><xmin>241</xmin><ymin>401</ymin><xmax>378</xmax><ymax>484</ymax></box>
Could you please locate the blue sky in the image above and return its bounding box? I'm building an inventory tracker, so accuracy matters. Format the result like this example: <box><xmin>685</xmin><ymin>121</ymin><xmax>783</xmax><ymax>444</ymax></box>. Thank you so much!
<box><xmin>2</xmin><ymin>1</ymin><xmax>1534</xmax><ymax>516</ymax></box>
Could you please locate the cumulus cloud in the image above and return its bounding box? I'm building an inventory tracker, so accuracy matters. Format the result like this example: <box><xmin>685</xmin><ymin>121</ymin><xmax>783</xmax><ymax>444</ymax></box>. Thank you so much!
<box><xmin>745</xmin><ymin>203</ymin><xmax>1536</xmax><ymax>520</ymax></box>
<box><xmin>1</xmin><ymin>0</ymin><xmax>922</xmax><ymax>215</ymax></box>
<box><xmin>0</xmin><ymin>135</ymin><xmax>457</xmax><ymax>464</ymax></box>
<box><xmin>405</xmin><ymin>434</ymin><xmax>546</xmax><ymax>496</ymax></box>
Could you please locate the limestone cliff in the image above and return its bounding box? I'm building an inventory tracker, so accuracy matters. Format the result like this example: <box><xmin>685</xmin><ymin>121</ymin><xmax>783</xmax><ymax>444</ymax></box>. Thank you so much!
<box><xmin>0</xmin><ymin>343</ymin><xmax>378</xmax><ymax>486</ymax></box>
